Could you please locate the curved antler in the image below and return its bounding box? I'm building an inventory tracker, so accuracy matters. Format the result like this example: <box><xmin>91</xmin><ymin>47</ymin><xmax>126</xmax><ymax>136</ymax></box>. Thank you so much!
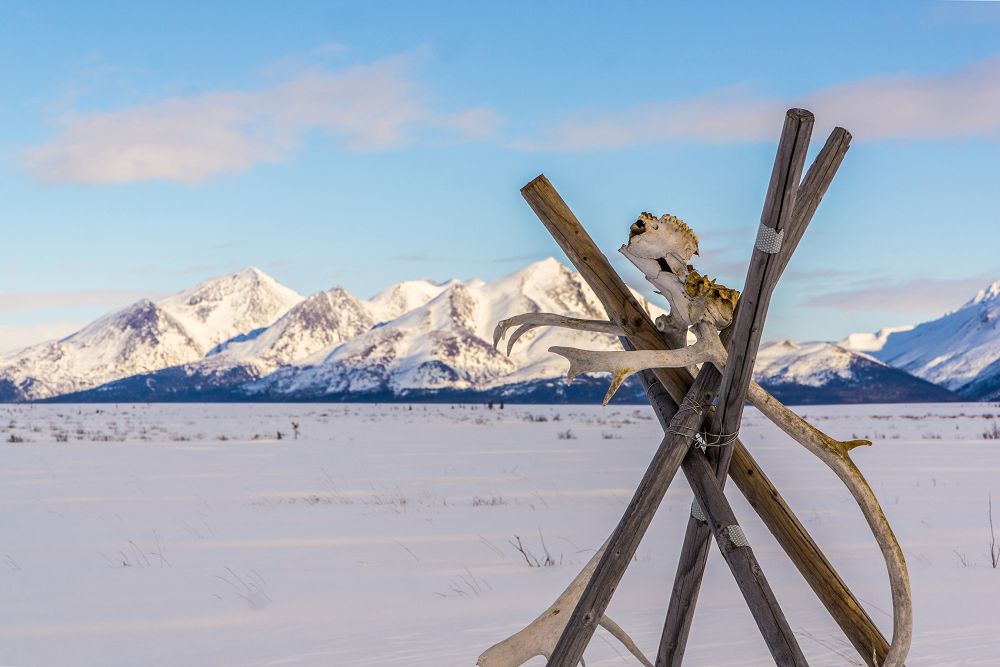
<box><xmin>477</xmin><ymin>541</ymin><xmax>652</xmax><ymax>667</ymax></box>
<box><xmin>493</xmin><ymin>313</ymin><xmax>626</xmax><ymax>357</ymax></box>
<box><xmin>496</xmin><ymin>317</ymin><xmax>911</xmax><ymax>665</ymax></box>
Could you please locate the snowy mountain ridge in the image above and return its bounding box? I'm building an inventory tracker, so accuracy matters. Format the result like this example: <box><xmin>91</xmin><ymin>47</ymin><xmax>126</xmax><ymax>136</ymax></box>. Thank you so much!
<box><xmin>0</xmin><ymin>268</ymin><xmax>304</xmax><ymax>400</ymax></box>
<box><xmin>249</xmin><ymin>257</ymin><xmax>655</xmax><ymax>399</ymax></box>
<box><xmin>753</xmin><ymin>338</ymin><xmax>955</xmax><ymax>404</ymax></box>
<box><xmin>2</xmin><ymin>262</ymin><xmax>994</xmax><ymax>404</ymax></box>
<box><xmin>840</xmin><ymin>279</ymin><xmax>1000</xmax><ymax>399</ymax></box>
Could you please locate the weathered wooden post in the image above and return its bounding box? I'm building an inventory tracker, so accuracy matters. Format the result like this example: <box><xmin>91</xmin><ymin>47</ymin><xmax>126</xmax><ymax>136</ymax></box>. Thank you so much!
<box><xmin>478</xmin><ymin>108</ymin><xmax>910</xmax><ymax>667</ymax></box>
<box><xmin>657</xmin><ymin>107</ymin><xmax>813</xmax><ymax>664</ymax></box>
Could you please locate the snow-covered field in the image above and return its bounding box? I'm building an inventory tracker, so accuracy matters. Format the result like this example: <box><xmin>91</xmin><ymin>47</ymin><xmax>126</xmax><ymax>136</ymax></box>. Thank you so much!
<box><xmin>1</xmin><ymin>402</ymin><xmax>999</xmax><ymax>666</ymax></box>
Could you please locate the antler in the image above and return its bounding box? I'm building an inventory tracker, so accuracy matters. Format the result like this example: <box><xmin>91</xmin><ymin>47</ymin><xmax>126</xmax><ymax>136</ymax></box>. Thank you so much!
<box><xmin>495</xmin><ymin>315</ymin><xmax>912</xmax><ymax>666</ymax></box>
<box><xmin>546</xmin><ymin>321</ymin><xmax>724</xmax><ymax>404</ymax></box>
<box><xmin>477</xmin><ymin>541</ymin><xmax>652</xmax><ymax>667</ymax></box>
<box><xmin>493</xmin><ymin>314</ymin><xmax>627</xmax><ymax>358</ymax></box>
<box><xmin>748</xmin><ymin>382</ymin><xmax>912</xmax><ymax>665</ymax></box>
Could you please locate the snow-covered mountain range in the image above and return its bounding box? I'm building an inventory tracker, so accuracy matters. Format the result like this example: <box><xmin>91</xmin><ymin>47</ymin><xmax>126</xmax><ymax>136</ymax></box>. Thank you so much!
<box><xmin>41</xmin><ymin>259</ymin><xmax>662</xmax><ymax>403</ymax></box>
<box><xmin>1</xmin><ymin>260</ymin><xmax>993</xmax><ymax>404</ymax></box>
<box><xmin>0</xmin><ymin>268</ymin><xmax>302</xmax><ymax>401</ymax></box>
<box><xmin>754</xmin><ymin>339</ymin><xmax>955</xmax><ymax>404</ymax></box>
<box><xmin>840</xmin><ymin>280</ymin><xmax>1000</xmax><ymax>401</ymax></box>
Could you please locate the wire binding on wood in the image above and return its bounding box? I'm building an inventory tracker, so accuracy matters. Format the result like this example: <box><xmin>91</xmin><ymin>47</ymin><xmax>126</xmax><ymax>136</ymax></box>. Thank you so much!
<box><xmin>666</xmin><ymin>399</ymin><xmax>737</xmax><ymax>448</ymax></box>
<box><xmin>666</xmin><ymin>400</ymin><xmax>707</xmax><ymax>442</ymax></box>
<box><xmin>697</xmin><ymin>430</ymin><xmax>740</xmax><ymax>448</ymax></box>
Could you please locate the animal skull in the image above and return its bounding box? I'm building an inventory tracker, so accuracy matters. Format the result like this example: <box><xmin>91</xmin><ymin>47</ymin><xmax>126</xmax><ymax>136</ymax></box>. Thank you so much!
<box><xmin>620</xmin><ymin>212</ymin><xmax>738</xmax><ymax>330</ymax></box>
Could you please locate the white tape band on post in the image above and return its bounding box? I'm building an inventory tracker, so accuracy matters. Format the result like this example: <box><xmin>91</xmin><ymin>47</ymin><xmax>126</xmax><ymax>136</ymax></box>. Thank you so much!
<box><xmin>754</xmin><ymin>224</ymin><xmax>784</xmax><ymax>254</ymax></box>
<box><xmin>725</xmin><ymin>525</ymin><xmax>749</xmax><ymax>548</ymax></box>
<box><xmin>690</xmin><ymin>499</ymin><xmax>707</xmax><ymax>523</ymax></box>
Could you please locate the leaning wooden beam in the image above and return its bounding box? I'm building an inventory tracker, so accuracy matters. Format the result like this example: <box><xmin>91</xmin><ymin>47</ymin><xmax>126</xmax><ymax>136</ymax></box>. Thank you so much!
<box><xmin>712</xmin><ymin>108</ymin><xmax>813</xmax><ymax>475</ymax></box>
<box><xmin>546</xmin><ymin>349</ymin><xmax>806</xmax><ymax>665</ymax></box>
<box><xmin>524</xmin><ymin>127</ymin><xmax>810</xmax><ymax>662</ymax></box>
<box><xmin>659</xmin><ymin>107</ymin><xmax>813</xmax><ymax>664</ymax></box>
<box><xmin>519</xmin><ymin>141</ymin><xmax>888</xmax><ymax>663</ymax></box>
<box><xmin>719</xmin><ymin>128</ymin><xmax>892</xmax><ymax>663</ymax></box>
<box><xmin>681</xmin><ymin>449</ymin><xmax>807</xmax><ymax>663</ymax></box>
<box><xmin>633</xmin><ymin>366</ymin><xmax>890</xmax><ymax>665</ymax></box>
<box><xmin>522</xmin><ymin>171</ymin><xmax>802</xmax><ymax>665</ymax></box>
<box><xmin>728</xmin><ymin>444</ymin><xmax>890</xmax><ymax>663</ymax></box>
<box><xmin>548</xmin><ymin>108</ymin><xmax>815</xmax><ymax>665</ymax></box>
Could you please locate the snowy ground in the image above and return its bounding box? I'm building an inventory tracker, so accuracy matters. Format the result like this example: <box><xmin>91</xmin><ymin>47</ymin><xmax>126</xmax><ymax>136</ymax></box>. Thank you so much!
<box><xmin>1</xmin><ymin>402</ymin><xmax>999</xmax><ymax>666</ymax></box>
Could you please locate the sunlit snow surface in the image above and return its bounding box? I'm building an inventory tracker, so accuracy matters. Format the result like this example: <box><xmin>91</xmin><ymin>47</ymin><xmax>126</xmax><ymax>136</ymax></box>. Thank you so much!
<box><xmin>2</xmin><ymin>402</ymin><xmax>999</xmax><ymax>666</ymax></box>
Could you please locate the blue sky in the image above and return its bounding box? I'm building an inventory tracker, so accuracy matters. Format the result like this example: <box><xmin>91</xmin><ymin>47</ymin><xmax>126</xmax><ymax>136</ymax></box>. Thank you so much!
<box><xmin>2</xmin><ymin>1</ymin><xmax>999</xmax><ymax>351</ymax></box>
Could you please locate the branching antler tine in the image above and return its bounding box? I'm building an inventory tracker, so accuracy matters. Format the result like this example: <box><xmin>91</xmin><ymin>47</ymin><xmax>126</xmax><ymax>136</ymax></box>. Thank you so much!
<box><xmin>549</xmin><ymin>343</ymin><xmax>723</xmax><ymax>401</ymax></box>
<box><xmin>602</xmin><ymin>369</ymin><xmax>631</xmax><ymax>406</ymax></box>
<box><xmin>477</xmin><ymin>542</ymin><xmax>651</xmax><ymax>667</ymax></box>
<box><xmin>493</xmin><ymin>313</ymin><xmax>627</xmax><ymax>355</ymax></box>
<box><xmin>746</xmin><ymin>380</ymin><xmax>911</xmax><ymax>664</ymax></box>
<box><xmin>492</xmin><ymin>315</ymin><xmax>533</xmax><ymax>350</ymax></box>
<box><xmin>493</xmin><ymin>322</ymin><xmax>508</xmax><ymax>350</ymax></box>
<box><xmin>507</xmin><ymin>322</ymin><xmax>536</xmax><ymax>357</ymax></box>
<box><xmin>598</xmin><ymin>616</ymin><xmax>653</xmax><ymax>667</ymax></box>
<box><xmin>547</xmin><ymin>346</ymin><xmax>605</xmax><ymax>382</ymax></box>
<box><xmin>546</xmin><ymin>346</ymin><xmax>633</xmax><ymax>405</ymax></box>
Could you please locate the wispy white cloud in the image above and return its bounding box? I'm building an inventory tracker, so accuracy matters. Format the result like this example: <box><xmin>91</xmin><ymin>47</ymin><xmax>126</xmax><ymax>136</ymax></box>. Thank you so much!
<box><xmin>0</xmin><ymin>289</ymin><xmax>168</xmax><ymax>352</ymax></box>
<box><xmin>24</xmin><ymin>55</ymin><xmax>503</xmax><ymax>184</ymax></box>
<box><xmin>807</xmin><ymin>276</ymin><xmax>991</xmax><ymax>316</ymax></box>
<box><xmin>0</xmin><ymin>289</ymin><xmax>159</xmax><ymax>312</ymax></box>
<box><xmin>520</xmin><ymin>55</ymin><xmax>1000</xmax><ymax>150</ymax></box>
<box><xmin>0</xmin><ymin>322</ymin><xmax>83</xmax><ymax>354</ymax></box>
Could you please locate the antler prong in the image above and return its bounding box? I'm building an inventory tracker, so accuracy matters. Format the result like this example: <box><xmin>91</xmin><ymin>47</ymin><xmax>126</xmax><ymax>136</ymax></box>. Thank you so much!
<box><xmin>493</xmin><ymin>313</ymin><xmax>627</xmax><ymax>356</ymax></box>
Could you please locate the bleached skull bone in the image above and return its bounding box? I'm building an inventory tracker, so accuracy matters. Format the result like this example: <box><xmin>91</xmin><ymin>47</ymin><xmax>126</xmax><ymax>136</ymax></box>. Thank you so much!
<box><xmin>623</xmin><ymin>212</ymin><xmax>699</xmax><ymax>272</ymax></box>
<box><xmin>620</xmin><ymin>212</ymin><xmax>737</xmax><ymax>330</ymax></box>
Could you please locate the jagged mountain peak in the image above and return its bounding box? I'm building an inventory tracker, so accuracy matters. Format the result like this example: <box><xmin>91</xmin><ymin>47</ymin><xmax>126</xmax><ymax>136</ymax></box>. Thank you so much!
<box><xmin>0</xmin><ymin>296</ymin><xmax>201</xmax><ymax>401</ymax></box>
<box><xmin>846</xmin><ymin>279</ymin><xmax>1000</xmax><ymax>391</ymax></box>
<box><xmin>968</xmin><ymin>279</ymin><xmax>1000</xmax><ymax>307</ymax></box>
<box><xmin>244</xmin><ymin>258</ymin><xmax>654</xmax><ymax>400</ymax></box>
<box><xmin>366</xmin><ymin>278</ymin><xmax>454</xmax><ymax>323</ymax></box>
<box><xmin>496</xmin><ymin>257</ymin><xmax>569</xmax><ymax>288</ymax></box>
<box><xmin>204</xmin><ymin>286</ymin><xmax>374</xmax><ymax>372</ymax></box>
<box><xmin>176</xmin><ymin>266</ymin><xmax>287</xmax><ymax>301</ymax></box>
<box><xmin>0</xmin><ymin>268</ymin><xmax>304</xmax><ymax>400</ymax></box>
<box><xmin>156</xmin><ymin>267</ymin><xmax>303</xmax><ymax>350</ymax></box>
<box><xmin>4</xmin><ymin>260</ymin><xmax>985</xmax><ymax>405</ymax></box>
<box><xmin>812</xmin><ymin>278</ymin><xmax>1000</xmax><ymax>400</ymax></box>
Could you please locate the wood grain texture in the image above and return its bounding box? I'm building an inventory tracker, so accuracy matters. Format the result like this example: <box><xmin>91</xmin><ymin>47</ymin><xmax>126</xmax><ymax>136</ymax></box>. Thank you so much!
<box><xmin>632</xmin><ymin>361</ymin><xmax>888</xmax><ymax>664</ymax></box>
<box><xmin>713</xmin><ymin>108</ymin><xmax>814</xmax><ymax>454</ymax></box>
<box><xmin>519</xmin><ymin>156</ymin><xmax>888</xmax><ymax>666</ymax></box>
<box><xmin>659</xmin><ymin>108</ymin><xmax>814</xmax><ymax>666</ymax></box>
<box><xmin>681</xmin><ymin>448</ymin><xmax>808</xmax><ymax>665</ymax></box>
<box><xmin>728</xmin><ymin>443</ymin><xmax>890</xmax><ymax>662</ymax></box>
<box><xmin>545</xmin><ymin>369</ymin><xmax>714</xmax><ymax>666</ymax></box>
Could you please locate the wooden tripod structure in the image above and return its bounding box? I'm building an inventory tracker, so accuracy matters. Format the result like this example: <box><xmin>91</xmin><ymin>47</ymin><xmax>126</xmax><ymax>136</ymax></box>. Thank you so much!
<box><xmin>478</xmin><ymin>109</ymin><xmax>910</xmax><ymax>666</ymax></box>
